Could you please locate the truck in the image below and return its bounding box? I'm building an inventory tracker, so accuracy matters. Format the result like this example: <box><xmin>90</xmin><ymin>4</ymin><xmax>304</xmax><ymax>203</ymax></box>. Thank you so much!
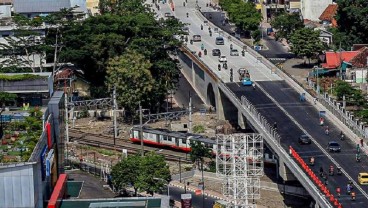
<box><xmin>238</xmin><ymin>68</ymin><xmax>253</xmax><ymax>86</ymax></box>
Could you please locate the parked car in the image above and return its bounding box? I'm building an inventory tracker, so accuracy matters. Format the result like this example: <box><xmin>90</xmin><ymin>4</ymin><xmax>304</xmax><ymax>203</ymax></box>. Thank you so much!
<box><xmin>230</xmin><ymin>49</ymin><xmax>239</xmax><ymax>56</ymax></box>
<box><xmin>327</xmin><ymin>141</ymin><xmax>341</xmax><ymax>152</ymax></box>
<box><xmin>218</xmin><ymin>55</ymin><xmax>227</xmax><ymax>62</ymax></box>
<box><xmin>298</xmin><ymin>135</ymin><xmax>311</xmax><ymax>144</ymax></box>
<box><xmin>212</xmin><ymin>49</ymin><xmax>221</xmax><ymax>56</ymax></box>
<box><xmin>358</xmin><ymin>173</ymin><xmax>368</xmax><ymax>185</ymax></box>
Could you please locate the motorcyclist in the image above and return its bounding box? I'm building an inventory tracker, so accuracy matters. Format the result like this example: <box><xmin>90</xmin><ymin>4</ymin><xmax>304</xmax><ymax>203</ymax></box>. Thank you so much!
<box><xmin>329</xmin><ymin>165</ymin><xmax>334</xmax><ymax>176</ymax></box>
<box><xmin>325</xmin><ymin>126</ymin><xmax>329</xmax><ymax>135</ymax></box>
<box><xmin>198</xmin><ymin>51</ymin><xmax>202</xmax><ymax>57</ymax></box>
<box><xmin>337</xmin><ymin>166</ymin><xmax>342</xmax><ymax>175</ymax></box>
<box><xmin>347</xmin><ymin>184</ymin><xmax>351</xmax><ymax>194</ymax></box>
<box><xmin>309</xmin><ymin>156</ymin><xmax>315</xmax><ymax>166</ymax></box>
<box><xmin>319</xmin><ymin>166</ymin><xmax>324</xmax><ymax>176</ymax></box>
<box><xmin>209</xmin><ymin>31</ymin><xmax>212</xmax><ymax>36</ymax></box>
<box><xmin>357</xmin><ymin>144</ymin><xmax>361</xmax><ymax>153</ymax></box>
<box><xmin>340</xmin><ymin>131</ymin><xmax>344</xmax><ymax>140</ymax></box>
<box><xmin>203</xmin><ymin>49</ymin><xmax>207</xmax><ymax>55</ymax></box>
<box><xmin>185</xmin><ymin>36</ymin><xmax>188</xmax><ymax>42</ymax></box>
<box><xmin>273</xmin><ymin>122</ymin><xmax>277</xmax><ymax>130</ymax></box>
<box><xmin>351</xmin><ymin>191</ymin><xmax>356</xmax><ymax>201</ymax></box>
<box><xmin>223</xmin><ymin>62</ymin><xmax>227</xmax><ymax>70</ymax></box>
<box><xmin>336</xmin><ymin>187</ymin><xmax>341</xmax><ymax>197</ymax></box>
<box><xmin>186</xmin><ymin>12</ymin><xmax>188</xmax><ymax>17</ymax></box>
<box><xmin>218</xmin><ymin>64</ymin><xmax>221</xmax><ymax>71</ymax></box>
<box><xmin>356</xmin><ymin>153</ymin><xmax>361</xmax><ymax>162</ymax></box>
<box><xmin>183</xmin><ymin>2</ymin><xmax>186</xmax><ymax>6</ymax></box>
<box><xmin>252</xmin><ymin>83</ymin><xmax>256</xmax><ymax>90</ymax></box>
<box><xmin>201</xmin><ymin>24</ymin><xmax>203</xmax><ymax>30</ymax></box>
<box><xmin>201</xmin><ymin>43</ymin><xmax>204</xmax><ymax>50</ymax></box>
<box><xmin>230</xmin><ymin>44</ymin><xmax>233</xmax><ymax>50</ymax></box>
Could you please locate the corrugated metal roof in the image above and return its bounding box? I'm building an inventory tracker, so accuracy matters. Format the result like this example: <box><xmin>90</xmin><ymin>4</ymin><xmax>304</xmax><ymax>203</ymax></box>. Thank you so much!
<box><xmin>13</xmin><ymin>0</ymin><xmax>71</xmax><ymax>13</ymax></box>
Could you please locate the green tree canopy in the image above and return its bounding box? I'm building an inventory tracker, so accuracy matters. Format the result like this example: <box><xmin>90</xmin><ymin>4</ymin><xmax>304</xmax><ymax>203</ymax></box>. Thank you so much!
<box><xmin>271</xmin><ymin>12</ymin><xmax>303</xmax><ymax>40</ymax></box>
<box><xmin>289</xmin><ymin>28</ymin><xmax>324</xmax><ymax>62</ymax></box>
<box><xmin>106</xmin><ymin>50</ymin><xmax>154</xmax><ymax>111</ymax></box>
<box><xmin>0</xmin><ymin>92</ymin><xmax>17</xmax><ymax>107</ymax></box>
<box><xmin>335</xmin><ymin>0</ymin><xmax>368</xmax><ymax>49</ymax></box>
<box><xmin>334</xmin><ymin>80</ymin><xmax>365</xmax><ymax>105</ymax></box>
<box><xmin>58</xmin><ymin>4</ymin><xmax>182</xmax><ymax>110</ymax></box>
<box><xmin>219</xmin><ymin>0</ymin><xmax>262</xmax><ymax>31</ymax></box>
<box><xmin>111</xmin><ymin>152</ymin><xmax>171</xmax><ymax>196</ymax></box>
<box><xmin>189</xmin><ymin>141</ymin><xmax>212</xmax><ymax>169</ymax></box>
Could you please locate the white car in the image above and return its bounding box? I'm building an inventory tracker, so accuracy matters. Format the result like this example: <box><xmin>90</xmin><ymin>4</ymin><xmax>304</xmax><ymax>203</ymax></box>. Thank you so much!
<box><xmin>219</xmin><ymin>55</ymin><xmax>227</xmax><ymax>62</ymax></box>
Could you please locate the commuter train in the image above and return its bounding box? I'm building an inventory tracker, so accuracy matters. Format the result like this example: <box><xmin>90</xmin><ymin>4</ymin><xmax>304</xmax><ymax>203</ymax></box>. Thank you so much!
<box><xmin>129</xmin><ymin>126</ymin><xmax>215</xmax><ymax>153</ymax></box>
<box><xmin>129</xmin><ymin>126</ymin><xmax>277</xmax><ymax>164</ymax></box>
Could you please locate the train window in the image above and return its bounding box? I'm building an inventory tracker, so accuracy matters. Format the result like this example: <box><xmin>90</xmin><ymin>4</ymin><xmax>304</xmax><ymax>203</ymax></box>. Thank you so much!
<box><xmin>182</xmin><ymin>139</ymin><xmax>186</xmax><ymax>144</ymax></box>
<box><xmin>168</xmin><ymin>137</ymin><xmax>172</xmax><ymax>141</ymax></box>
<box><xmin>163</xmin><ymin>135</ymin><xmax>168</xmax><ymax>141</ymax></box>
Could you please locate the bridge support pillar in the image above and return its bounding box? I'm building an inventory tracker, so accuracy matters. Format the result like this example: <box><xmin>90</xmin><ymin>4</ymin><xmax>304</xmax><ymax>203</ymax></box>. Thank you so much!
<box><xmin>279</xmin><ymin>159</ymin><xmax>297</xmax><ymax>181</ymax></box>
<box><xmin>216</xmin><ymin>88</ymin><xmax>225</xmax><ymax>121</ymax></box>
<box><xmin>237</xmin><ymin>110</ymin><xmax>246</xmax><ymax>129</ymax></box>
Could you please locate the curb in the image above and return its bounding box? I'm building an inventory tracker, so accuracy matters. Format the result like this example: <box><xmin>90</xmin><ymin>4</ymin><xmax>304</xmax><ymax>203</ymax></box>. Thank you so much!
<box><xmin>170</xmin><ymin>182</ymin><xmax>228</xmax><ymax>201</ymax></box>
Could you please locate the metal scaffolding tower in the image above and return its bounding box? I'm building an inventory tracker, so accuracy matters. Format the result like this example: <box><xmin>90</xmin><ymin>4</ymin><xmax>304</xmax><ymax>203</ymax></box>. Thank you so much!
<box><xmin>216</xmin><ymin>134</ymin><xmax>264</xmax><ymax>208</ymax></box>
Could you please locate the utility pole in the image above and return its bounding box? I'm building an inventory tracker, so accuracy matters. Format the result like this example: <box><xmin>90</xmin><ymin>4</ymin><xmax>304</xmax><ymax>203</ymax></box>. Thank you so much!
<box><xmin>52</xmin><ymin>28</ymin><xmax>59</xmax><ymax>77</ymax></box>
<box><xmin>113</xmin><ymin>86</ymin><xmax>117</xmax><ymax>145</ymax></box>
<box><xmin>188</xmin><ymin>91</ymin><xmax>192</xmax><ymax>133</ymax></box>
<box><xmin>139</xmin><ymin>102</ymin><xmax>144</xmax><ymax>156</ymax></box>
<box><xmin>339</xmin><ymin>42</ymin><xmax>343</xmax><ymax>80</ymax></box>
<box><xmin>65</xmin><ymin>91</ymin><xmax>69</xmax><ymax>143</ymax></box>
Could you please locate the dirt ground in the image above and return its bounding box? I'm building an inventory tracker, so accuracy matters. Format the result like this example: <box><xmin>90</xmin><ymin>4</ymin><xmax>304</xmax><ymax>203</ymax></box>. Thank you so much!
<box><xmin>71</xmin><ymin>112</ymin><xmax>311</xmax><ymax>208</ymax></box>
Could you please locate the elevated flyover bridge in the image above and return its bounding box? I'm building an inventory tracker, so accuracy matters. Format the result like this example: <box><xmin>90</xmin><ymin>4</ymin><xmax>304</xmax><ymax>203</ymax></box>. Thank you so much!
<box><xmin>151</xmin><ymin>0</ymin><xmax>368</xmax><ymax>207</ymax></box>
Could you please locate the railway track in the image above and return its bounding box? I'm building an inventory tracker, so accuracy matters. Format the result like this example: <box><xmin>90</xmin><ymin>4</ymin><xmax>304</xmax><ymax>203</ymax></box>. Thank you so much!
<box><xmin>68</xmin><ymin>129</ymin><xmax>192</xmax><ymax>162</ymax></box>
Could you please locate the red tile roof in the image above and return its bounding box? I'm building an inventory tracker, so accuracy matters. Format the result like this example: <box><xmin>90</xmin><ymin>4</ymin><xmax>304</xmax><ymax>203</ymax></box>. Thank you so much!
<box><xmin>319</xmin><ymin>4</ymin><xmax>338</xmax><ymax>22</ymax></box>
<box><xmin>349</xmin><ymin>47</ymin><xmax>368</xmax><ymax>68</ymax></box>
<box><xmin>322</xmin><ymin>51</ymin><xmax>359</xmax><ymax>69</ymax></box>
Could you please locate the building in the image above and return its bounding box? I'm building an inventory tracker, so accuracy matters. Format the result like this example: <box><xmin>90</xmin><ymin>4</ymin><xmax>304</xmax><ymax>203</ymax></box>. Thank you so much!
<box><xmin>86</xmin><ymin>0</ymin><xmax>99</xmax><ymax>15</ymax></box>
<box><xmin>13</xmin><ymin>0</ymin><xmax>88</xmax><ymax>19</ymax></box>
<box><xmin>0</xmin><ymin>91</ymin><xmax>66</xmax><ymax>208</ymax></box>
<box><xmin>300</xmin><ymin>0</ymin><xmax>332</xmax><ymax>21</ymax></box>
<box><xmin>0</xmin><ymin>72</ymin><xmax>53</xmax><ymax>107</ymax></box>
<box><xmin>345</xmin><ymin>47</ymin><xmax>368</xmax><ymax>83</ymax></box>
<box><xmin>55</xmin><ymin>65</ymin><xmax>91</xmax><ymax>99</ymax></box>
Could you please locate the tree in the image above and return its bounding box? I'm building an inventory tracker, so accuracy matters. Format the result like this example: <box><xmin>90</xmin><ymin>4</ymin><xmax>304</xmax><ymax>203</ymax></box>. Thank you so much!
<box><xmin>111</xmin><ymin>155</ymin><xmax>141</xmax><ymax>196</ymax></box>
<box><xmin>111</xmin><ymin>152</ymin><xmax>171</xmax><ymax>196</ymax></box>
<box><xmin>0</xmin><ymin>14</ymin><xmax>48</xmax><ymax>72</ymax></box>
<box><xmin>0</xmin><ymin>92</ymin><xmax>17</xmax><ymax>107</ymax></box>
<box><xmin>289</xmin><ymin>28</ymin><xmax>325</xmax><ymax>63</ymax></box>
<box><xmin>271</xmin><ymin>12</ymin><xmax>303</xmax><ymax>40</ymax></box>
<box><xmin>106</xmin><ymin>50</ymin><xmax>154</xmax><ymax>111</ymax></box>
<box><xmin>136</xmin><ymin>152</ymin><xmax>171</xmax><ymax>196</ymax></box>
<box><xmin>335</xmin><ymin>0</ymin><xmax>368</xmax><ymax>50</ymax></box>
<box><xmin>189</xmin><ymin>141</ymin><xmax>212</xmax><ymax>169</ymax></box>
<box><xmin>219</xmin><ymin>0</ymin><xmax>262</xmax><ymax>32</ymax></box>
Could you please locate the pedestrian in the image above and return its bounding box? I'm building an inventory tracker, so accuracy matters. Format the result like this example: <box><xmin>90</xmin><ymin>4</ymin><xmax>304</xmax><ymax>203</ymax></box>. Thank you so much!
<box><xmin>313</xmin><ymin>97</ymin><xmax>317</xmax><ymax>105</ymax></box>
<box><xmin>360</xmin><ymin>138</ymin><xmax>364</xmax><ymax>147</ymax></box>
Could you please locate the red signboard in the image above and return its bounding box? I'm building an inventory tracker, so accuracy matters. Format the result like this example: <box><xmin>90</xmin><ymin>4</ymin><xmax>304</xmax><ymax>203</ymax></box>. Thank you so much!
<box><xmin>46</xmin><ymin>122</ymin><xmax>52</xmax><ymax>149</ymax></box>
<box><xmin>181</xmin><ymin>194</ymin><xmax>192</xmax><ymax>208</ymax></box>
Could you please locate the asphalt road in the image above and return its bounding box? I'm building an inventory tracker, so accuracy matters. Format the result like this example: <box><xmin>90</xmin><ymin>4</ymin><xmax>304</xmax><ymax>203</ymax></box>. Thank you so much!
<box><xmin>200</xmin><ymin>10</ymin><xmax>293</xmax><ymax>60</ymax></box>
<box><xmin>168</xmin><ymin>186</ymin><xmax>217</xmax><ymax>208</ymax></box>
<box><xmin>226</xmin><ymin>81</ymin><xmax>368</xmax><ymax>207</ymax></box>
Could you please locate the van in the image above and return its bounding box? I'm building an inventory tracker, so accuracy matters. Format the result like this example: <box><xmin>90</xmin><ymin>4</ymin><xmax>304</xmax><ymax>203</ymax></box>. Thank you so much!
<box><xmin>215</xmin><ymin>37</ymin><xmax>224</xmax><ymax>45</ymax></box>
<box><xmin>192</xmin><ymin>35</ymin><xmax>201</xmax><ymax>42</ymax></box>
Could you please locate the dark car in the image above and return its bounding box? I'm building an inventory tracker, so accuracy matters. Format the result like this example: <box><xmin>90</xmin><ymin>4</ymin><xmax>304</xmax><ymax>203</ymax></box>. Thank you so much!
<box><xmin>327</xmin><ymin>141</ymin><xmax>341</xmax><ymax>152</ymax></box>
<box><xmin>212</xmin><ymin>49</ymin><xmax>221</xmax><ymax>56</ymax></box>
<box><xmin>298</xmin><ymin>135</ymin><xmax>311</xmax><ymax>144</ymax></box>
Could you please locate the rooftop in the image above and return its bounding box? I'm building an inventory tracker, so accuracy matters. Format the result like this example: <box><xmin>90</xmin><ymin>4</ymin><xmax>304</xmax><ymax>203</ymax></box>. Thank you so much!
<box><xmin>319</xmin><ymin>3</ymin><xmax>338</xmax><ymax>22</ymax></box>
<box><xmin>348</xmin><ymin>47</ymin><xmax>368</xmax><ymax>68</ymax></box>
<box><xmin>321</xmin><ymin>51</ymin><xmax>359</xmax><ymax>69</ymax></box>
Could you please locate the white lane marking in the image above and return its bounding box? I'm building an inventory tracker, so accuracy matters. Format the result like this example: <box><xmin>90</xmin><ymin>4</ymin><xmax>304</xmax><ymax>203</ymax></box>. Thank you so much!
<box><xmin>257</xmin><ymin>83</ymin><xmax>368</xmax><ymax>200</ymax></box>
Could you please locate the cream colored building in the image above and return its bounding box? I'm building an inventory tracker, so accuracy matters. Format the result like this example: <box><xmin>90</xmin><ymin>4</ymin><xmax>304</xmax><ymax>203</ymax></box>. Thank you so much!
<box><xmin>87</xmin><ymin>0</ymin><xmax>99</xmax><ymax>15</ymax></box>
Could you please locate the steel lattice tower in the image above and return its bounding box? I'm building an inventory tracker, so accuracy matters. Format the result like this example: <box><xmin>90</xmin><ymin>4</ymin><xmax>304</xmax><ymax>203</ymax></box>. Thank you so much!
<box><xmin>216</xmin><ymin>134</ymin><xmax>264</xmax><ymax>208</ymax></box>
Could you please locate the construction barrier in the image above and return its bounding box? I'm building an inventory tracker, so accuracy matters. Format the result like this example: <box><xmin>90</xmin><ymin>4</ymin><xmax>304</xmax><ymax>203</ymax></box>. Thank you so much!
<box><xmin>289</xmin><ymin>146</ymin><xmax>342</xmax><ymax>208</ymax></box>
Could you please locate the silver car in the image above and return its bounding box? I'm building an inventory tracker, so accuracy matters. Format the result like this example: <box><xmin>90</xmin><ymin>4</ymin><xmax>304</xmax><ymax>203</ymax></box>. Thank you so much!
<box><xmin>230</xmin><ymin>49</ymin><xmax>239</xmax><ymax>56</ymax></box>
